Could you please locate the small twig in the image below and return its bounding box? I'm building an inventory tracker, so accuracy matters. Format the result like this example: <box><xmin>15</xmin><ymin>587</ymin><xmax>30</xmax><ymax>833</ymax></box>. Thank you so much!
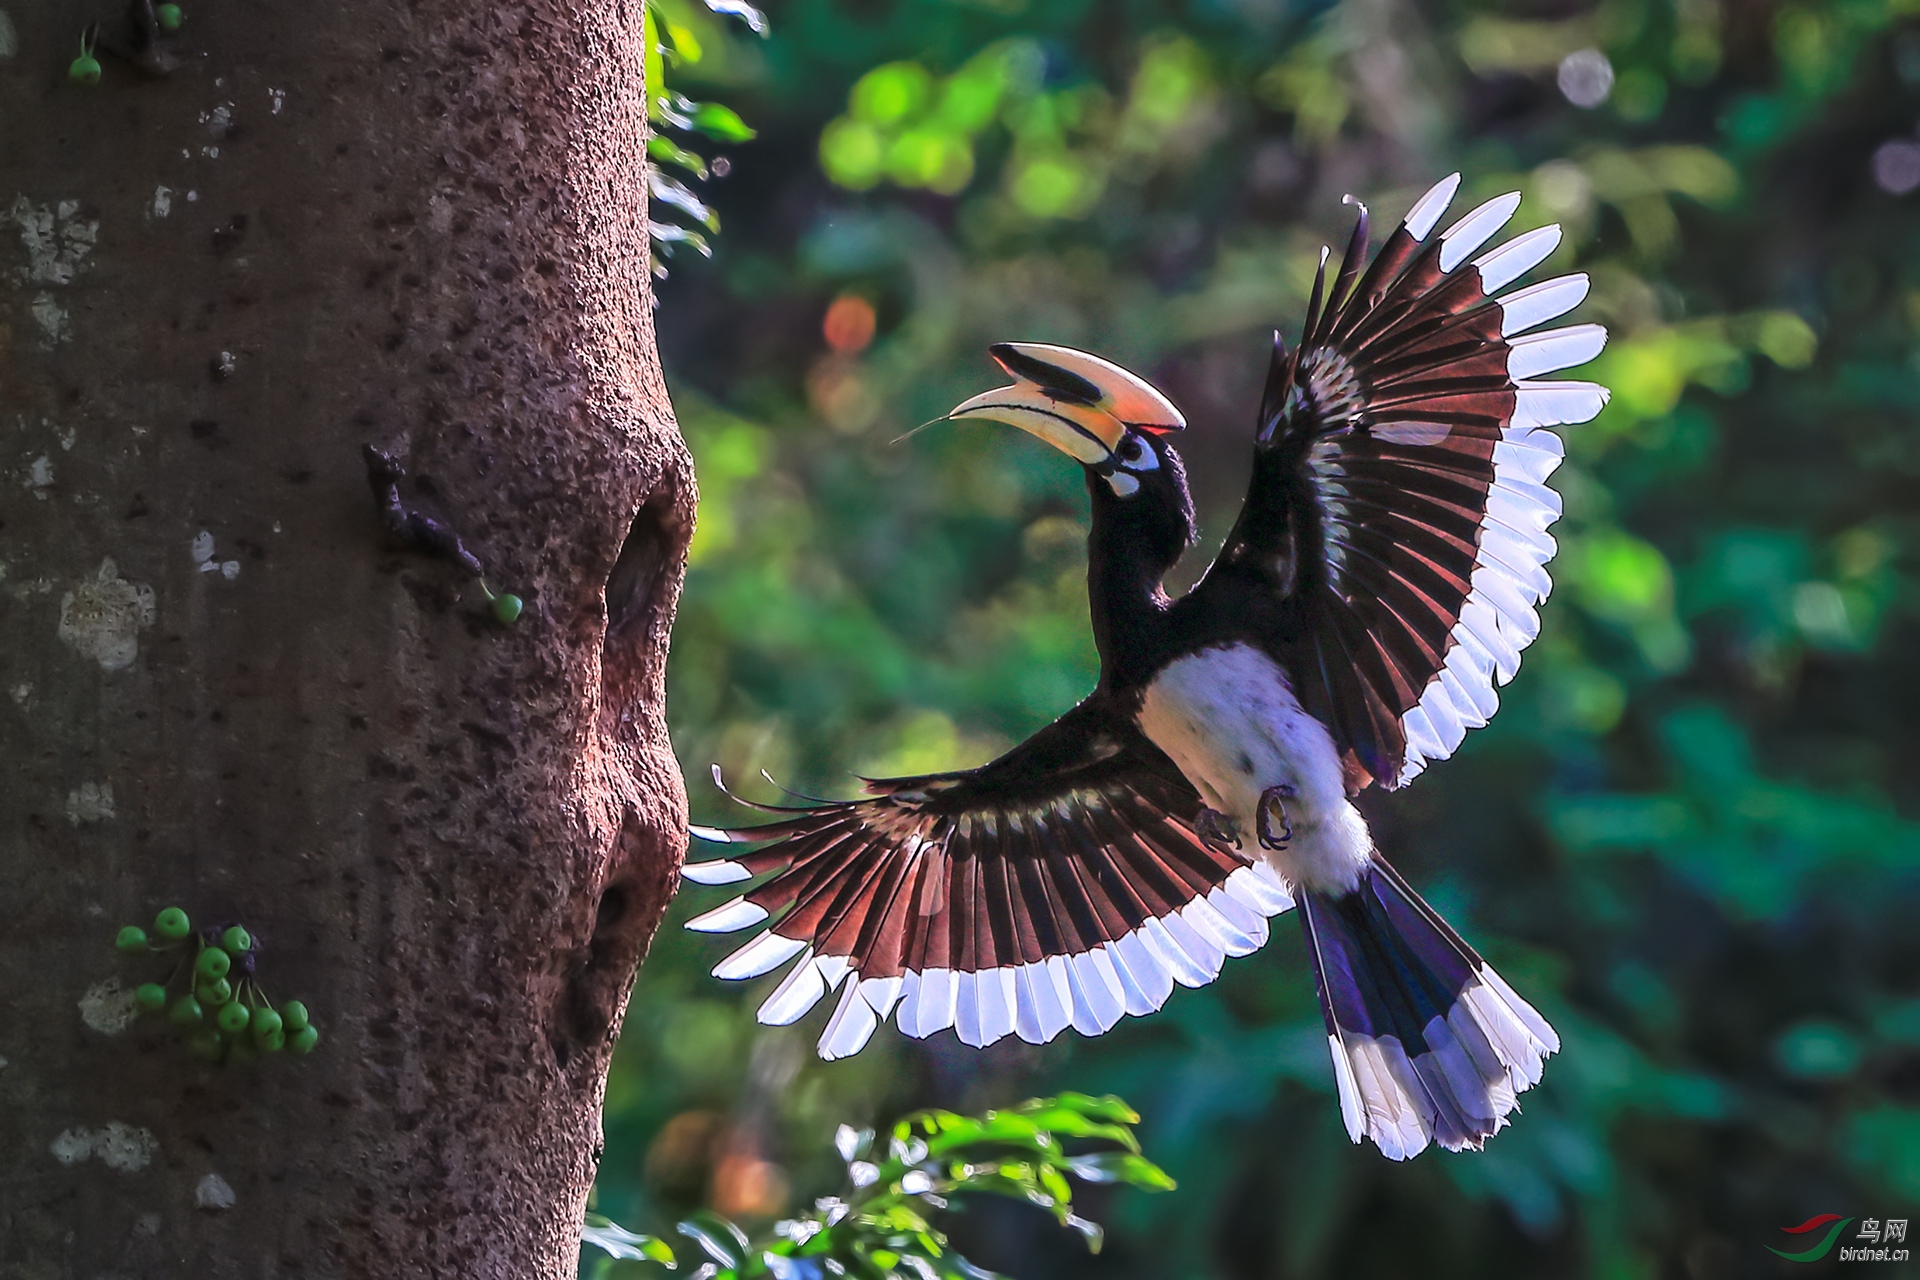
<box><xmin>362</xmin><ymin>444</ymin><xmax>484</xmax><ymax>576</ymax></box>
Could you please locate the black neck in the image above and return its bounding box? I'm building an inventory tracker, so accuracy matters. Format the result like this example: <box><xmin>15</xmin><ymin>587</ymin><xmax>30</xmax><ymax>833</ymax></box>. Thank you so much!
<box><xmin>1084</xmin><ymin>453</ymin><xmax>1195</xmax><ymax>688</ymax></box>
<box><xmin>1088</xmin><ymin>519</ymin><xmax>1171</xmax><ymax>680</ymax></box>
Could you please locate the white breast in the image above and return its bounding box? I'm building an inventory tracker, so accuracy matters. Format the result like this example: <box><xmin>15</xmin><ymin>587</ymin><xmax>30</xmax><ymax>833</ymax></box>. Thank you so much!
<box><xmin>1136</xmin><ymin>643</ymin><xmax>1374</xmax><ymax>894</ymax></box>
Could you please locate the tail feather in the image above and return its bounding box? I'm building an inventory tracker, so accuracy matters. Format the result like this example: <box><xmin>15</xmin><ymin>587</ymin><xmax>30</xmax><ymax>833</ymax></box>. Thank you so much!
<box><xmin>1299</xmin><ymin>858</ymin><xmax>1557</xmax><ymax>1159</ymax></box>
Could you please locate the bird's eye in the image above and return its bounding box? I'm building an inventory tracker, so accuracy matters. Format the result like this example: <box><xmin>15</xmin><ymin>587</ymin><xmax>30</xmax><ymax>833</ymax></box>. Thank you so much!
<box><xmin>1117</xmin><ymin>434</ymin><xmax>1159</xmax><ymax>472</ymax></box>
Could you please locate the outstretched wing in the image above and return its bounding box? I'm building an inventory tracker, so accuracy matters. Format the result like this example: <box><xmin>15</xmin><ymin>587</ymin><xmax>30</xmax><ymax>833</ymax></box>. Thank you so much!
<box><xmin>681</xmin><ymin>699</ymin><xmax>1294</xmax><ymax>1059</ymax></box>
<box><xmin>1207</xmin><ymin>174</ymin><xmax>1608</xmax><ymax>789</ymax></box>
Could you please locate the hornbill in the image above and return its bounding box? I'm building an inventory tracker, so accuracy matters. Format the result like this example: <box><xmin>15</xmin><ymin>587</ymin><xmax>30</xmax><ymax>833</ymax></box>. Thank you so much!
<box><xmin>681</xmin><ymin>174</ymin><xmax>1609</xmax><ymax>1159</ymax></box>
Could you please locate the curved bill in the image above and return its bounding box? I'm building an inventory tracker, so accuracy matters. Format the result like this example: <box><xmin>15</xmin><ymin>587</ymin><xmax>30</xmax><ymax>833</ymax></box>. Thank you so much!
<box><xmin>944</xmin><ymin>342</ymin><xmax>1185</xmax><ymax>465</ymax></box>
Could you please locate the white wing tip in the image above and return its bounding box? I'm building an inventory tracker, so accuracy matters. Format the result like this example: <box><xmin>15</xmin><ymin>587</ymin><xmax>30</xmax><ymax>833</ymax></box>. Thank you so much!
<box><xmin>1474</xmin><ymin>223</ymin><xmax>1564</xmax><ymax>293</ymax></box>
<box><xmin>818</xmin><ymin>979</ymin><xmax>879</xmax><ymax>1059</ymax></box>
<box><xmin>712</xmin><ymin>929</ymin><xmax>809</xmax><ymax>980</ymax></box>
<box><xmin>1404</xmin><ymin>172</ymin><xmax>1462</xmax><ymax>241</ymax></box>
<box><xmin>685</xmin><ymin>897</ymin><xmax>769</xmax><ymax>933</ymax></box>
<box><xmin>756</xmin><ymin>950</ymin><xmax>827</xmax><ymax>1025</ymax></box>
<box><xmin>1439</xmin><ymin>192</ymin><xmax>1524</xmax><ymax>272</ymax></box>
<box><xmin>1505</xmin><ymin>323</ymin><xmax>1609</xmax><ymax>380</ymax></box>
<box><xmin>681</xmin><ymin>859</ymin><xmax>752</xmax><ymax>885</ymax></box>
<box><xmin>1445</xmin><ymin>190</ymin><xmax>1523</xmax><ymax>236</ymax></box>
<box><xmin>1496</xmin><ymin>273</ymin><xmax>1592</xmax><ymax>338</ymax></box>
<box><xmin>1513</xmin><ymin>380</ymin><xmax>1610</xmax><ymax>428</ymax></box>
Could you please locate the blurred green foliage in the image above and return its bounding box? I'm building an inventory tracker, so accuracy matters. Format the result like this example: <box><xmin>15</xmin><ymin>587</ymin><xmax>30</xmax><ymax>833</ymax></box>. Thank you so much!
<box><xmin>598</xmin><ymin>0</ymin><xmax>1920</xmax><ymax>1275</ymax></box>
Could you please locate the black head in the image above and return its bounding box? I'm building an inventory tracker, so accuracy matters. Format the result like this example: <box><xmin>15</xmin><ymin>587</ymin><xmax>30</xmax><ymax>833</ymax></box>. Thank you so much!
<box><xmin>943</xmin><ymin>342</ymin><xmax>1196</xmax><ymax>652</ymax></box>
<box><xmin>1086</xmin><ymin>428</ymin><xmax>1195</xmax><ymax>580</ymax></box>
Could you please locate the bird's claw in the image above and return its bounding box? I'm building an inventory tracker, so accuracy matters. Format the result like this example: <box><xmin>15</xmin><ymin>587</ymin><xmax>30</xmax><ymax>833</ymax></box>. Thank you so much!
<box><xmin>1196</xmin><ymin>807</ymin><xmax>1240</xmax><ymax>851</ymax></box>
<box><xmin>1257</xmin><ymin>784</ymin><xmax>1296</xmax><ymax>851</ymax></box>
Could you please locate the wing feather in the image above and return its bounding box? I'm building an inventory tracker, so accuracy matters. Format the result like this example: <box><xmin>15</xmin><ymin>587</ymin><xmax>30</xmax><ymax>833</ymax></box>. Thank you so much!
<box><xmin>1204</xmin><ymin>174</ymin><xmax>1607</xmax><ymax>786</ymax></box>
<box><xmin>681</xmin><ymin>702</ymin><xmax>1293</xmax><ymax>1056</ymax></box>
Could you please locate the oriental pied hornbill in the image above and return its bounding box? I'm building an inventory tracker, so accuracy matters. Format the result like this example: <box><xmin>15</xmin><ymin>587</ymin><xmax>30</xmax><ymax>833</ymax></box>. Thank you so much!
<box><xmin>681</xmin><ymin>174</ymin><xmax>1609</xmax><ymax>1160</ymax></box>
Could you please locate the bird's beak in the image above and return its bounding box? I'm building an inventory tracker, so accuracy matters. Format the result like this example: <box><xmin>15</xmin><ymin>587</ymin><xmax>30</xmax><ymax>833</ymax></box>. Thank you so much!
<box><xmin>945</xmin><ymin>342</ymin><xmax>1185</xmax><ymax>465</ymax></box>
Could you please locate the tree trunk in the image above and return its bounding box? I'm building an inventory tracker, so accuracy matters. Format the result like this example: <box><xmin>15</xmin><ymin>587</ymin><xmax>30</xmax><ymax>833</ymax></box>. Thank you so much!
<box><xmin>0</xmin><ymin>0</ymin><xmax>691</xmax><ymax>1273</ymax></box>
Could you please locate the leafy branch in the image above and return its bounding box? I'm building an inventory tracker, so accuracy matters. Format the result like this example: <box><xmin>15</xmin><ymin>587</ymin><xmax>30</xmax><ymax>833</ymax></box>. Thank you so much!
<box><xmin>644</xmin><ymin>0</ymin><xmax>764</xmax><ymax>274</ymax></box>
<box><xmin>583</xmin><ymin>1093</ymin><xmax>1176</xmax><ymax>1280</ymax></box>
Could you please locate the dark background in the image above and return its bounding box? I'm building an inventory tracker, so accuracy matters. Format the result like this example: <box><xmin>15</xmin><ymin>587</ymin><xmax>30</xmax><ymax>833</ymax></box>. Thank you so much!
<box><xmin>596</xmin><ymin>0</ymin><xmax>1920</xmax><ymax>1275</ymax></box>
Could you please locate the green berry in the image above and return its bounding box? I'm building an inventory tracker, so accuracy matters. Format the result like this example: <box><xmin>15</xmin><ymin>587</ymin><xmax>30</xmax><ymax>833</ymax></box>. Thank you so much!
<box><xmin>220</xmin><ymin>925</ymin><xmax>251</xmax><ymax>955</ymax></box>
<box><xmin>289</xmin><ymin>1024</ymin><xmax>320</xmax><ymax>1055</ymax></box>
<box><xmin>280</xmin><ymin>1000</ymin><xmax>310</xmax><ymax>1031</ymax></box>
<box><xmin>155</xmin><ymin>907</ymin><xmax>191</xmax><ymax>940</ymax></box>
<box><xmin>195</xmin><ymin>977</ymin><xmax>233</xmax><ymax>1006</ymax></box>
<box><xmin>155</xmin><ymin>3</ymin><xmax>182</xmax><ymax>30</ymax></box>
<box><xmin>195</xmin><ymin>946</ymin><xmax>231</xmax><ymax>980</ymax></box>
<box><xmin>257</xmin><ymin>1027</ymin><xmax>286</xmax><ymax>1052</ymax></box>
<box><xmin>491</xmin><ymin>592</ymin><xmax>524</xmax><ymax>625</ymax></box>
<box><xmin>168</xmin><ymin>995</ymin><xmax>204</xmax><ymax>1029</ymax></box>
<box><xmin>226</xmin><ymin>1036</ymin><xmax>259</xmax><ymax>1066</ymax></box>
<box><xmin>215</xmin><ymin>1001</ymin><xmax>250</xmax><ymax>1034</ymax></box>
<box><xmin>68</xmin><ymin>53</ymin><xmax>101</xmax><ymax>84</ymax></box>
<box><xmin>135</xmin><ymin>983</ymin><xmax>168</xmax><ymax>1013</ymax></box>
<box><xmin>116</xmin><ymin>925</ymin><xmax>149</xmax><ymax>954</ymax></box>
<box><xmin>251</xmin><ymin>1007</ymin><xmax>283</xmax><ymax>1038</ymax></box>
<box><xmin>189</xmin><ymin>1030</ymin><xmax>225</xmax><ymax>1061</ymax></box>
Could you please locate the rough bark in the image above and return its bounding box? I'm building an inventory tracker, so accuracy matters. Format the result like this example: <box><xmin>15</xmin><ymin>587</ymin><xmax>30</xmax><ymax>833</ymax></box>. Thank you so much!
<box><xmin>0</xmin><ymin>0</ymin><xmax>691</xmax><ymax>1274</ymax></box>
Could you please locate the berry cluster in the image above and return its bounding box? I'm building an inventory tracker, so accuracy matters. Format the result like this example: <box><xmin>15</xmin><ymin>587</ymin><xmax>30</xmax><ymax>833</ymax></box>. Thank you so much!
<box><xmin>115</xmin><ymin>907</ymin><xmax>319</xmax><ymax>1064</ymax></box>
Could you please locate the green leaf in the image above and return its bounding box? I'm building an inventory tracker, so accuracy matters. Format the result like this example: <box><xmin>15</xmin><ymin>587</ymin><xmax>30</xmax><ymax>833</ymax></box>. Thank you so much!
<box><xmin>910</xmin><ymin>1111</ymin><xmax>973</xmax><ymax>1139</ymax></box>
<box><xmin>1002</xmin><ymin>1108</ymin><xmax>1137</xmax><ymax>1151</ymax></box>
<box><xmin>1063</xmin><ymin>1214</ymin><xmax>1104</xmax><ymax>1254</ymax></box>
<box><xmin>679</xmin><ymin>1211</ymin><xmax>750</xmax><ymax>1268</ymax></box>
<box><xmin>582</xmin><ymin>1214</ymin><xmax>677</xmax><ymax>1265</ymax></box>
<box><xmin>960</xmin><ymin>1112</ymin><xmax>1043</xmax><ymax>1144</ymax></box>
<box><xmin>1062</xmin><ymin>1152</ymin><xmax>1177</xmax><ymax>1191</ymax></box>
<box><xmin>1037</xmin><ymin>1163</ymin><xmax>1074</xmax><ymax>1214</ymax></box>
<box><xmin>664</xmin><ymin>18</ymin><xmax>702</xmax><ymax>64</ymax></box>
<box><xmin>643</xmin><ymin>4</ymin><xmax>668</xmax><ymax>122</ymax></box>
<box><xmin>1034</xmin><ymin>1093</ymin><xmax>1140</xmax><ymax>1125</ymax></box>
<box><xmin>650</xmin><ymin>172</ymin><xmax>719</xmax><ymax>230</ymax></box>
<box><xmin>649</xmin><ymin>135</ymin><xmax>709</xmax><ymax>179</ymax></box>
<box><xmin>655</xmin><ymin>90</ymin><xmax>696</xmax><ymax>131</ymax></box>
<box><xmin>874</xmin><ymin>1203</ymin><xmax>932</xmax><ymax>1233</ymax></box>
<box><xmin>650</xmin><ymin>223</ymin><xmax>712</xmax><ymax>257</ymax></box>
<box><xmin>690</xmin><ymin>101</ymin><xmax>757</xmax><ymax>143</ymax></box>
<box><xmin>701</xmin><ymin>0</ymin><xmax>767</xmax><ymax>35</ymax></box>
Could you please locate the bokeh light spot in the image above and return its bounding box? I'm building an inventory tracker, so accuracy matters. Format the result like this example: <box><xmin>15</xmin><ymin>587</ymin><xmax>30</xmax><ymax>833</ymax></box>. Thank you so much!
<box><xmin>1773</xmin><ymin>1020</ymin><xmax>1862</xmax><ymax>1080</ymax></box>
<box><xmin>819</xmin><ymin>118</ymin><xmax>885</xmax><ymax>190</ymax></box>
<box><xmin>712</xmin><ymin>1151</ymin><xmax>789</xmax><ymax>1219</ymax></box>
<box><xmin>851</xmin><ymin>62</ymin><xmax>933</xmax><ymax>126</ymax></box>
<box><xmin>1558</xmin><ymin>49</ymin><xmax>1614</xmax><ymax>108</ymax></box>
<box><xmin>1010</xmin><ymin>153</ymin><xmax>1092</xmax><ymax>217</ymax></box>
<box><xmin>822</xmin><ymin>294</ymin><xmax>876</xmax><ymax>355</ymax></box>
<box><xmin>1872</xmin><ymin>138</ymin><xmax>1920</xmax><ymax>194</ymax></box>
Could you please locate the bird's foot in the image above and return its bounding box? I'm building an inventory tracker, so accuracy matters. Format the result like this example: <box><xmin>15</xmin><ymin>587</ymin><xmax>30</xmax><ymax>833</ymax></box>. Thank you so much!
<box><xmin>1196</xmin><ymin>807</ymin><xmax>1241</xmax><ymax>851</ymax></box>
<box><xmin>1257</xmin><ymin>784</ymin><xmax>1297</xmax><ymax>851</ymax></box>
